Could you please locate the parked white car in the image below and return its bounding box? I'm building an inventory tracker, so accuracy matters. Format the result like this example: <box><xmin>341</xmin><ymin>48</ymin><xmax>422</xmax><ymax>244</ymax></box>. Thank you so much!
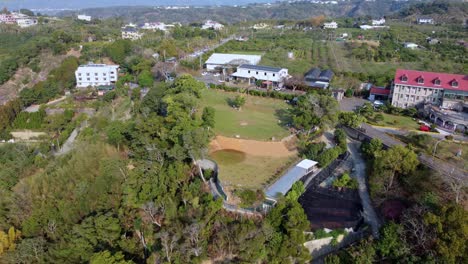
<box><xmin>201</xmin><ymin>72</ymin><xmax>208</xmax><ymax>76</ymax></box>
<box><xmin>213</xmin><ymin>73</ymin><xmax>220</xmax><ymax>77</ymax></box>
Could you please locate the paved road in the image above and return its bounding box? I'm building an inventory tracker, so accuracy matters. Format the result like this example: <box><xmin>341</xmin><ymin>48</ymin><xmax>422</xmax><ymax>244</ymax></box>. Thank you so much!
<box><xmin>54</xmin><ymin>127</ymin><xmax>79</xmax><ymax>156</ymax></box>
<box><xmin>54</xmin><ymin>121</ymin><xmax>87</xmax><ymax>156</ymax></box>
<box><xmin>371</xmin><ymin>125</ymin><xmax>466</xmax><ymax>141</ymax></box>
<box><xmin>339</xmin><ymin>97</ymin><xmax>367</xmax><ymax>112</ymax></box>
<box><xmin>182</xmin><ymin>35</ymin><xmax>235</xmax><ymax>61</ymax></box>
<box><xmin>348</xmin><ymin>141</ymin><xmax>381</xmax><ymax>238</ymax></box>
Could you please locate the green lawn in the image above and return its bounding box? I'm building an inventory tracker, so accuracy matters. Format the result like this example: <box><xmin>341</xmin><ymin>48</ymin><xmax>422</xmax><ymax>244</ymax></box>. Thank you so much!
<box><xmin>211</xmin><ymin>149</ymin><xmax>298</xmax><ymax>189</ymax></box>
<box><xmin>368</xmin><ymin>113</ymin><xmax>419</xmax><ymax>130</ymax></box>
<box><xmin>200</xmin><ymin>89</ymin><xmax>290</xmax><ymax>140</ymax></box>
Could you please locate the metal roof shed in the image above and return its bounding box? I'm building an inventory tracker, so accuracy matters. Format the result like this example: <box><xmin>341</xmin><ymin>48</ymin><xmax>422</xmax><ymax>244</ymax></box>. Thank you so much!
<box><xmin>265</xmin><ymin>159</ymin><xmax>318</xmax><ymax>200</ymax></box>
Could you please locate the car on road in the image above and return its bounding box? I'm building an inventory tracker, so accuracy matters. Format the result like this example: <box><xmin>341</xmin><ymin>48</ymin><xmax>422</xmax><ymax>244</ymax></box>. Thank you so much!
<box><xmin>218</xmin><ymin>80</ymin><xmax>225</xmax><ymax>83</ymax></box>
<box><xmin>274</xmin><ymin>87</ymin><xmax>283</xmax><ymax>91</ymax></box>
<box><xmin>201</xmin><ymin>72</ymin><xmax>208</xmax><ymax>76</ymax></box>
<box><xmin>213</xmin><ymin>73</ymin><xmax>220</xmax><ymax>77</ymax></box>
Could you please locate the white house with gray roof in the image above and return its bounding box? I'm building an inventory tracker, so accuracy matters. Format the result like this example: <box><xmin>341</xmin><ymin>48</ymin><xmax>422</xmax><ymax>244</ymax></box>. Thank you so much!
<box><xmin>231</xmin><ymin>64</ymin><xmax>290</xmax><ymax>87</ymax></box>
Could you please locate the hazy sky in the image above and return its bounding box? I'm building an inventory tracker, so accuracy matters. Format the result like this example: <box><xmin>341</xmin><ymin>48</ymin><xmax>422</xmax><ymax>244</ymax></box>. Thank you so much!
<box><xmin>1</xmin><ymin>0</ymin><xmax>273</xmax><ymax>9</ymax></box>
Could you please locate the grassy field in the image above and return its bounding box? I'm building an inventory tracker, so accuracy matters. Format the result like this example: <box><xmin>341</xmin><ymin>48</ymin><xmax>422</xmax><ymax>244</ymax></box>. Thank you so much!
<box><xmin>199</xmin><ymin>89</ymin><xmax>290</xmax><ymax>140</ymax></box>
<box><xmin>368</xmin><ymin>113</ymin><xmax>420</xmax><ymax>130</ymax></box>
<box><xmin>433</xmin><ymin>140</ymin><xmax>468</xmax><ymax>170</ymax></box>
<box><xmin>211</xmin><ymin>149</ymin><xmax>298</xmax><ymax>189</ymax></box>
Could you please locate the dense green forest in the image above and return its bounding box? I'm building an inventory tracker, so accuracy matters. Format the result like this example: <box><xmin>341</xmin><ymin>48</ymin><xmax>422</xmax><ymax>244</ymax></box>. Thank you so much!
<box><xmin>0</xmin><ymin>75</ymin><xmax>312</xmax><ymax>263</ymax></box>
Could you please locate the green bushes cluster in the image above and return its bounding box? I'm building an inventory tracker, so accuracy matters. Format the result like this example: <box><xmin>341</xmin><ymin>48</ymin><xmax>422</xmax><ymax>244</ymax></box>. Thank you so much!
<box><xmin>13</xmin><ymin>110</ymin><xmax>46</xmax><ymax>130</ymax></box>
<box><xmin>332</xmin><ymin>172</ymin><xmax>358</xmax><ymax>190</ymax></box>
<box><xmin>315</xmin><ymin>129</ymin><xmax>347</xmax><ymax>167</ymax></box>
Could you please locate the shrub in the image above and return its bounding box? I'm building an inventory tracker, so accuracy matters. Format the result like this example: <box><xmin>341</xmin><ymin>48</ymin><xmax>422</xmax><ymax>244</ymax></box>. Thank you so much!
<box><xmin>345</xmin><ymin>88</ymin><xmax>353</xmax><ymax>97</ymax></box>
<box><xmin>333</xmin><ymin>173</ymin><xmax>358</xmax><ymax>190</ymax></box>
<box><xmin>374</xmin><ymin>113</ymin><xmax>384</xmax><ymax>123</ymax></box>
<box><xmin>237</xmin><ymin>189</ymin><xmax>263</xmax><ymax>208</ymax></box>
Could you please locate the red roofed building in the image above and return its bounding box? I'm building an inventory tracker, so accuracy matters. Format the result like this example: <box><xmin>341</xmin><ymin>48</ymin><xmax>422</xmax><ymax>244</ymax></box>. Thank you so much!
<box><xmin>391</xmin><ymin>69</ymin><xmax>467</xmax><ymax>109</ymax></box>
<box><xmin>391</xmin><ymin>69</ymin><xmax>467</xmax><ymax>132</ymax></box>
<box><xmin>368</xmin><ymin>86</ymin><xmax>391</xmax><ymax>101</ymax></box>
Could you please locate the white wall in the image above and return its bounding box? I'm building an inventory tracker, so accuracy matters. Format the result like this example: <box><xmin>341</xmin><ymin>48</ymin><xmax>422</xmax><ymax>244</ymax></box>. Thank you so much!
<box><xmin>75</xmin><ymin>65</ymin><xmax>119</xmax><ymax>88</ymax></box>
<box><xmin>234</xmin><ymin>67</ymin><xmax>289</xmax><ymax>83</ymax></box>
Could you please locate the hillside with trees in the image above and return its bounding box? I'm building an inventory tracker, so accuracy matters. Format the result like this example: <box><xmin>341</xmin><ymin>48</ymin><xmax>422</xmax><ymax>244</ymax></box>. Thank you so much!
<box><xmin>58</xmin><ymin>0</ymin><xmax>425</xmax><ymax>23</ymax></box>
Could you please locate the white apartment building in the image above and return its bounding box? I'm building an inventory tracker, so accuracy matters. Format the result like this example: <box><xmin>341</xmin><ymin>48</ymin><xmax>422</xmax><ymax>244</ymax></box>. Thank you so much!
<box><xmin>202</xmin><ymin>20</ymin><xmax>224</xmax><ymax>30</ymax></box>
<box><xmin>323</xmin><ymin>21</ymin><xmax>338</xmax><ymax>29</ymax></box>
<box><xmin>231</xmin><ymin>64</ymin><xmax>290</xmax><ymax>87</ymax></box>
<box><xmin>77</xmin><ymin>14</ymin><xmax>92</xmax><ymax>22</ymax></box>
<box><xmin>75</xmin><ymin>64</ymin><xmax>120</xmax><ymax>88</ymax></box>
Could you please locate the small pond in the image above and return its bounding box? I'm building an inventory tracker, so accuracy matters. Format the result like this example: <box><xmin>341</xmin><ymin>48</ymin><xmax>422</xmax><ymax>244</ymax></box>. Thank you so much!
<box><xmin>210</xmin><ymin>149</ymin><xmax>247</xmax><ymax>165</ymax></box>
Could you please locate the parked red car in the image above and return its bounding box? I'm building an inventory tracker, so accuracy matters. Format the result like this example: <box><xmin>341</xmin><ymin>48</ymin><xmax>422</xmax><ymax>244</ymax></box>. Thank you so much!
<box><xmin>420</xmin><ymin>125</ymin><xmax>430</xmax><ymax>132</ymax></box>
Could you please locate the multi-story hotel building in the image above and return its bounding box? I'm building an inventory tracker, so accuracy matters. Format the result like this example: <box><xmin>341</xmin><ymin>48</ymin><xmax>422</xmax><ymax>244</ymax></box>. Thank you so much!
<box><xmin>390</xmin><ymin>69</ymin><xmax>467</xmax><ymax>132</ymax></box>
<box><xmin>75</xmin><ymin>64</ymin><xmax>119</xmax><ymax>88</ymax></box>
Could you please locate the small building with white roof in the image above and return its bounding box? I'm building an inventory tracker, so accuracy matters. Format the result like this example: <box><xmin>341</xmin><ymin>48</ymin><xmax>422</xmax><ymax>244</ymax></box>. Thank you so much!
<box><xmin>205</xmin><ymin>53</ymin><xmax>262</xmax><ymax>71</ymax></box>
<box><xmin>265</xmin><ymin>159</ymin><xmax>318</xmax><ymax>202</ymax></box>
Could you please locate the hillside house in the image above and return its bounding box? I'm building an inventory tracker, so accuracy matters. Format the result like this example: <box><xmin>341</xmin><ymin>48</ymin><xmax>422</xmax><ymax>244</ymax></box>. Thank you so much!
<box><xmin>417</xmin><ymin>18</ymin><xmax>434</xmax><ymax>25</ymax></box>
<box><xmin>231</xmin><ymin>64</ymin><xmax>290</xmax><ymax>87</ymax></box>
<box><xmin>372</xmin><ymin>18</ymin><xmax>386</xmax><ymax>26</ymax></box>
<box><xmin>77</xmin><ymin>14</ymin><xmax>92</xmax><ymax>21</ymax></box>
<box><xmin>17</xmin><ymin>18</ymin><xmax>37</xmax><ymax>28</ymax></box>
<box><xmin>75</xmin><ymin>63</ymin><xmax>119</xmax><ymax>88</ymax></box>
<box><xmin>121</xmin><ymin>26</ymin><xmax>144</xmax><ymax>40</ymax></box>
<box><xmin>141</xmin><ymin>22</ymin><xmax>177</xmax><ymax>31</ymax></box>
<box><xmin>323</xmin><ymin>21</ymin><xmax>338</xmax><ymax>29</ymax></box>
<box><xmin>202</xmin><ymin>20</ymin><xmax>224</xmax><ymax>30</ymax></box>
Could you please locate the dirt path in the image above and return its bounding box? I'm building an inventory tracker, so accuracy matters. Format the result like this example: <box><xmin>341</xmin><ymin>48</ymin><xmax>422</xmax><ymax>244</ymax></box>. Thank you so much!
<box><xmin>348</xmin><ymin>140</ymin><xmax>381</xmax><ymax>238</ymax></box>
<box><xmin>209</xmin><ymin>135</ymin><xmax>296</xmax><ymax>157</ymax></box>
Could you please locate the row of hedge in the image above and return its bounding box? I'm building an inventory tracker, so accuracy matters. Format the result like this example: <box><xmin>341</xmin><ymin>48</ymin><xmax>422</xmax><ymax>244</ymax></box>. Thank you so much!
<box><xmin>208</xmin><ymin>83</ymin><xmax>296</xmax><ymax>101</ymax></box>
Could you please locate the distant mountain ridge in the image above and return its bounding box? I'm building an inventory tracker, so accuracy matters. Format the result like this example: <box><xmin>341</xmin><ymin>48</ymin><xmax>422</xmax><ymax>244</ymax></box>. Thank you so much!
<box><xmin>2</xmin><ymin>0</ymin><xmax>273</xmax><ymax>10</ymax></box>
<box><xmin>56</xmin><ymin>0</ymin><xmax>432</xmax><ymax>23</ymax></box>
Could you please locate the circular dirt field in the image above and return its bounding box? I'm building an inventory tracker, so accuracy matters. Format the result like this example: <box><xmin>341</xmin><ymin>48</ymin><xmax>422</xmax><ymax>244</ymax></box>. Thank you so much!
<box><xmin>209</xmin><ymin>135</ymin><xmax>296</xmax><ymax>158</ymax></box>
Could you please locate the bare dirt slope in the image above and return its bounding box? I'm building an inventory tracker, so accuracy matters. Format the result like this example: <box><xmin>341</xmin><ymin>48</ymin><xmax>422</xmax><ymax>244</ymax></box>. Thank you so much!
<box><xmin>209</xmin><ymin>135</ymin><xmax>296</xmax><ymax>157</ymax></box>
<box><xmin>0</xmin><ymin>49</ymin><xmax>81</xmax><ymax>105</ymax></box>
